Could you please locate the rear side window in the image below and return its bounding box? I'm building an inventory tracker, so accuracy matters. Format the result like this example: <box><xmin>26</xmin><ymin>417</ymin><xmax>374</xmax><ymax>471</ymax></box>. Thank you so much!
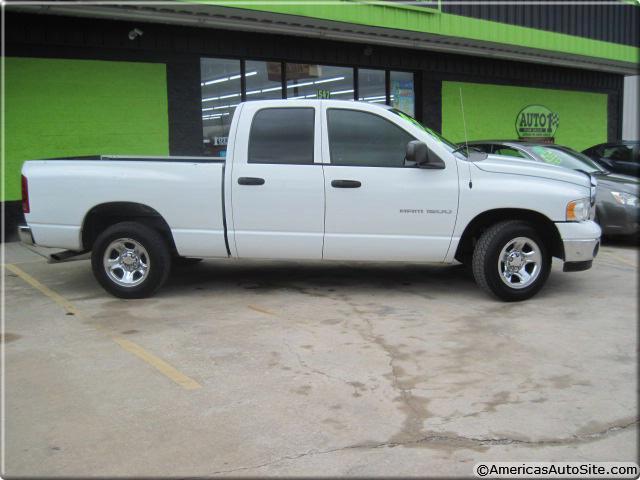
<box><xmin>602</xmin><ymin>145</ymin><xmax>632</xmax><ymax>162</ymax></box>
<box><xmin>249</xmin><ymin>108</ymin><xmax>314</xmax><ymax>164</ymax></box>
<box><xmin>327</xmin><ymin>109</ymin><xmax>414</xmax><ymax>167</ymax></box>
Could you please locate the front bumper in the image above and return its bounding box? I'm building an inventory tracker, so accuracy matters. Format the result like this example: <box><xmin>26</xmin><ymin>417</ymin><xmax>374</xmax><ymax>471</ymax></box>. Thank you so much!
<box><xmin>555</xmin><ymin>220</ymin><xmax>601</xmax><ymax>272</ymax></box>
<box><xmin>17</xmin><ymin>225</ymin><xmax>35</xmax><ymax>245</ymax></box>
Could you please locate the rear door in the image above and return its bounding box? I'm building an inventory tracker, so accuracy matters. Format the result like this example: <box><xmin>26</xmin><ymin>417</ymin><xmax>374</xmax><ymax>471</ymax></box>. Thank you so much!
<box><xmin>320</xmin><ymin>105</ymin><xmax>459</xmax><ymax>262</ymax></box>
<box><xmin>229</xmin><ymin>102</ymin><xmax>325</xmax><ymax>259</ymax></box>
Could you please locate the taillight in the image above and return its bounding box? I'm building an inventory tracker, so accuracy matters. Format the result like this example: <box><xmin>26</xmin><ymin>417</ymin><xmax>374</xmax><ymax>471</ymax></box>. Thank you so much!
<box><xmin>21</xmin><ymin>175</ymin><xmax>30</xmax><ymax>213</ymax></box>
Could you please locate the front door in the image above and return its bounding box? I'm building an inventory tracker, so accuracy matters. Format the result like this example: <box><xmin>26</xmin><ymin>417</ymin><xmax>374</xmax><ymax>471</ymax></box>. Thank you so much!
<box><xmin>321</xmin><ymin>105</ymin><xmax>459</xmax><ymax>262</ymax></box>
<box><xmin>229</xmin><ymin>102</ymin><xmax>325</xmax><ymax>259</ymax></box>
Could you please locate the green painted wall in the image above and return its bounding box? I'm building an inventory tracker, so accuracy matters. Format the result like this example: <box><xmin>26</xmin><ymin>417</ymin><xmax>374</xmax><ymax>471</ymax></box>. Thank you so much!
<box><xmin>4</xmin><ymin>58</ymin><xmax>170</xmax><ymax>201</ymax></box>
<box><xmin>441</xmin><ymin>81</ymin><xmax>608</xmax><ymax>151</ymax></box>
<box><xmin>192</xmin><ymin>1</ymin><xmax>639</xmax><ymax>65</ymax></box>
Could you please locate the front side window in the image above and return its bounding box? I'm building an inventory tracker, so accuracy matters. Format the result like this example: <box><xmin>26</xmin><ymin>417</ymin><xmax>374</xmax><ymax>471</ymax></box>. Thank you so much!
<box><xmin>249</xmin><ymin>108</ymin><xmax>315</xmax><ymax>164</ymax></box>
<box><xmin>327</xmin><ymin>109</ymin><xmax>414</xmax><ymax>168</ymax></box>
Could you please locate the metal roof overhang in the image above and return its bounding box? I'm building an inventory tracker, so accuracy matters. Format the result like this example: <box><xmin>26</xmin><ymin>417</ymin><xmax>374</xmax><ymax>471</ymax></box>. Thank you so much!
<box><xmin>6</xmin><ymin>3</ymin><xmax>638</xmax><ymax>75</ymax></box>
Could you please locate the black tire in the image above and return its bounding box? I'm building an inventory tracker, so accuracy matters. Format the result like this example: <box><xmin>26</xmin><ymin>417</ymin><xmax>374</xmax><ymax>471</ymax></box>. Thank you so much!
<box><xmin>91</xmin><ymin>221</ymin><xmax>171</xmax><ymax>299</ymax></box>
<box><xmin>472</xmin><ymin>220</ymin><xmax>551</xmax><ymax>302</ymax></box>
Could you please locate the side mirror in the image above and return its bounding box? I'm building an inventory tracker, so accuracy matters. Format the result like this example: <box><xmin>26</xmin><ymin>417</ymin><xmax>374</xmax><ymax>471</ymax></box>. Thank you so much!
<box><xmin>405</xmin><ymin>140</ymin><xmax>445</xmax><ymax>170</ymax></box>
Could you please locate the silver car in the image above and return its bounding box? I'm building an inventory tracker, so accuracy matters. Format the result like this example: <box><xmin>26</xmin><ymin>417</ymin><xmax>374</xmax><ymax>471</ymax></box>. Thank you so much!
<box><xmin>464</xmin><ymin>141</ymin><xmax>639</xmax><ymax>237</ymax></box>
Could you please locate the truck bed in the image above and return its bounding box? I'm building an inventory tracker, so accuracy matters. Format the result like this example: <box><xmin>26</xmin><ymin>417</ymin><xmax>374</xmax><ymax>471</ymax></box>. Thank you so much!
<box><xmin>22</xmin><ymin>156</ymin><xmax>229</xmax><ymax>258</ymax></box>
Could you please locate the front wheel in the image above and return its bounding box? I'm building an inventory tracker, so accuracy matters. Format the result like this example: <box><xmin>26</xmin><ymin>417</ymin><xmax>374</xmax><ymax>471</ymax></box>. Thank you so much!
<box><xmin>91</xmin><ymin>222</ymin><xmax>171</xmax><ymax>299</ymax></box>
<box><xmin>472</xmin><ymin>220</ymin><xmax>551</xmax><ymax>301</ymax></box>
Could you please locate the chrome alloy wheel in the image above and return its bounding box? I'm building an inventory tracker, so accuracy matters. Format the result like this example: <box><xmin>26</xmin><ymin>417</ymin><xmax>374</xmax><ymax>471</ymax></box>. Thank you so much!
<box><xmin>497</xmin><ymin>236</ymin><xmax>542</xmax><ymax>289</ymax></box>
<box><xmin>103</xmin><ymin>238</ymin><xmax>150</xmax><ymax>288</ymax></box>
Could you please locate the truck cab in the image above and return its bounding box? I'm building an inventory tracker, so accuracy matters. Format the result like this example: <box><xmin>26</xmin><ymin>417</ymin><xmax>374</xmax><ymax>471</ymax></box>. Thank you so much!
<box><xmin>228</xmin><ymin>100</ymin><xmax>458</xmax><ymax>262</ymax></box>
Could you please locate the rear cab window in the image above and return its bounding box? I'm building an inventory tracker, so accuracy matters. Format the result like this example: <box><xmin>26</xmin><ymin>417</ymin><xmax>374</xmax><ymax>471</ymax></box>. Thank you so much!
<box><xmin>249</xmin><ymin>108</ymin><xmax>315</xmax><ymax>164</ymax></box>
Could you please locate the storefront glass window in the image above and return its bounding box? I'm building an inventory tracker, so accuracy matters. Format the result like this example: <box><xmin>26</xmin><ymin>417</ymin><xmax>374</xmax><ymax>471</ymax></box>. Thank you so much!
<box><xmin>286</xmin><ymin>64</ymin><xmax>354</xmax><ymax>100</ymax></box>
<box><xmin>201</xmin><ymin>58</ymin><xmax>241</xmax><ymax>157</ymax></box>
<box><xmin>357</xmin><ymin>68</ymin><xmax>386</xmax><ymax>105</ymax></box>
<box><xmin>245</xmin><ymin>61</ymin><xmax>283</xmax><ymax>101</ymax></box>
<box><xmin>200</xmin><ymin>57</ymin><xmax>416</xmax><ymax>155</ymax></box>
<box><xmin>390</xmin><ymin>71</ymin><xmax>415</xmax><ymax>117</ymax></box>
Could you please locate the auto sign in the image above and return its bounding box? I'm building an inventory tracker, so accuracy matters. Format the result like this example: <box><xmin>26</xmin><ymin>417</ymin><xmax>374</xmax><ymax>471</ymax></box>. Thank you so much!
<box><xmin>515</xmin><ymin>105</ymin><xmax>559</xmax><ymax>139</ymax></box>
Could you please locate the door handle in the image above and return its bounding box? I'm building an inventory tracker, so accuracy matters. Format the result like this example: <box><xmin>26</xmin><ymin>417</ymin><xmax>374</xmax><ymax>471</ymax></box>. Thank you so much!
<box><xmin>238</xmin><ymin>177</ymin><xmax>265</xmax><ymax>186</ymax></box>
<box><xmin>331</xmin><ymin>179</ymin><xmax>361</xmax><ymax>188</ymax></box>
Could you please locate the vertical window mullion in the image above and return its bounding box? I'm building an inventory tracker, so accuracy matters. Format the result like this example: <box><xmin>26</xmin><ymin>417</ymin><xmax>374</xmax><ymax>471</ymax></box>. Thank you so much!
<box><xmin>353</xmin><ymin>68</ymin><xmax>359</xmax><ymax>101</ymax></box>
<box><xmin>385</xmin><ymin>70</ymin><xmax>391</xmax><ymax>105</ymax></box>
<box><xmin>240</xmin><ymin>59</ymin><xmax>247</xmax><ymax>102</ymax></box>
<box><xmin>281</xmin><ymin>61</ymin><xmax>287</xmax><ymax>99</ymax></box>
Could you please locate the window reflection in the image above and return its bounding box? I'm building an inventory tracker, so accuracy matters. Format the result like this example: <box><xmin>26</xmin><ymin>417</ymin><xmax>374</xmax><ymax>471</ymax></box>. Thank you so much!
<box><xmin>246</xmin><ymin>61</ymin><xmax>282</xmax><ymax>100</ymax></box>
<box><xmin>201</xmin><ymin>58</ymin><xmax>241</xmax><ymax>157</ymax></box>
<box><xmin>358</xmin><ymin>68</ymin><xmax>386</xmax><ymax>105</ymax></box>
<box><xmin>200</xmin><ymin>57</ymin><xmax>417</xmax><ymax>156</ymax></box>
<box><xmin>286</xmin><ymin>64</ymin><xmax>354</xmax><ymax>100</ymax></box>
<box><xmin>390</xmin><ymin>71</ymin><xmax>415</xmax><ymax>117</ymax></box>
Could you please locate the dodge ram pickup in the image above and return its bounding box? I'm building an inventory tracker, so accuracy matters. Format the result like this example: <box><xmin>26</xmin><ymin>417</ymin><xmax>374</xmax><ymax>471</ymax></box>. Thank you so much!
<box><xmin>19</xmin><ymin>100</ymin><xmax>601</xmax><ymax>301</ymax></box>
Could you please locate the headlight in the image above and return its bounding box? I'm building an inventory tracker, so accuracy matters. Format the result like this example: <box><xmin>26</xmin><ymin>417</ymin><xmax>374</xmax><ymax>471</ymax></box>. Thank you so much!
<box><xmin>566</xmin><ymin>198</ymin><xmax>591</xmax><ymax>222</ymax></box>
<box><xmin>610</xmin><ymin>191</ymin><xmax>639</xmax><ymax>207</ymax></box>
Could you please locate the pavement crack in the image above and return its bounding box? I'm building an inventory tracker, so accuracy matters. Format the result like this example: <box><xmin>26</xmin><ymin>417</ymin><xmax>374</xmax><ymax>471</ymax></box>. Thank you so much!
<box><xmin>348</xmin><ymin>303</ymin><xmax>429</xmax><ymax>441</ymax></box>
<box><xmin>379</xmin><ymin>418</ymin><xmax>639</xmax><ymax>449</ymax></box>
<box><xmin>207</xmin><ymin>445</ymin><xmax>359</xmax><ymax>475</ymax></box>
<box><xmin>208</xmin><ymin>419</ymin><xmax>638</xmax><ymax>475</ymax></box>
<box><xmin>283</xmin><ymin>340</ymin><xmax>361</xmax><ymax>397</ymax></box>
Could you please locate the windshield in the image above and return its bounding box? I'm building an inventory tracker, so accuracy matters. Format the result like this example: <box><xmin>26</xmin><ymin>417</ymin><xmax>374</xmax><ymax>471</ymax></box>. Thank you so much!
<box><xmin>389</xmin><ymin>108</ymin><xmax>461</xmax><ymax>154</ymax></box>
<box><xmin>528</xmin><ymin>145</ymin><xmax>606</xmax><ymax>174</ymax></box>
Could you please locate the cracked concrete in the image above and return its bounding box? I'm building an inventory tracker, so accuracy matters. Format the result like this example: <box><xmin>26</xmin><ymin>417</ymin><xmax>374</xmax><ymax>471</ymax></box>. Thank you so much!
<box><xmin>212</xmin><ymin>418</ymin><xmax>639</xmax><ymax>476</ymax></box>
<box><xmin>3</xmin><ymin>241</ymin><xmax>638</xmax><ymax>477</ymax></box>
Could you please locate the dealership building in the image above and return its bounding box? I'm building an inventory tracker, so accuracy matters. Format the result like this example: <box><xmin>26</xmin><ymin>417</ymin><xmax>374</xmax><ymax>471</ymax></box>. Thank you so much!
<box><xmin>3</xmin><ymin>1</ymin><xmax>639</xmax><ymax>238</ymax></box>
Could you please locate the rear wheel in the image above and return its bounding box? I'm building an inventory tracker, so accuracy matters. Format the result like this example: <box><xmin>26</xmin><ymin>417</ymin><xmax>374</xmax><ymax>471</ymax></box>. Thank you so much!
<box><xmin>472</xmin><ymin>220</ymin><xmax>551</xmax><ymax>301</ymax></box>
<box><xmin>91</xmin><ymin>222</ymin><xmax>171</xmax><ymax>298</ymax></box>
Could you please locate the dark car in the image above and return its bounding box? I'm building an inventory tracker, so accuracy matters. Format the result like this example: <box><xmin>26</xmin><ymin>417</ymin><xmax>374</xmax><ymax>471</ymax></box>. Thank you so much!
<box><xmin>582</xmin><ymin>141</ymin><xmax>640</xmax><ymax>178</ymax></box>
<box><xmin>464</xmin><ymin>140</ymin><xmax>640</xmax><ymax>237</ymax></box>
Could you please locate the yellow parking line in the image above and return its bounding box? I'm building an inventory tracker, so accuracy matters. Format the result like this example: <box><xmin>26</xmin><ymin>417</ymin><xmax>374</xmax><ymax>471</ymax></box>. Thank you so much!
<box><xmin>248</xmin><ymin>304</ymin><xmax>276</xmax><ymax>316</ymax></box>
<box><xmin>113</xmin><ymin>337</ymin><xmax>201</xmax><ymax>390</ymax></box>
<box><xmin>6</xmin><ymin>264</ymin><xmax>80</xmax><ymax>316</ymax></box>
<box><xmin>6</xmin><ymin>263</ymin><xmax>201</xmax><ymax>390</ymax></box>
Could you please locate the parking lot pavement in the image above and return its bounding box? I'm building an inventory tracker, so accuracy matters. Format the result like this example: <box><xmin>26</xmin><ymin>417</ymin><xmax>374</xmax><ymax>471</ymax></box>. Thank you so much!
<box><xmin>3</xmin><ymin>241</ymin><xmax>638</xmax><ymax>477</ymax></box>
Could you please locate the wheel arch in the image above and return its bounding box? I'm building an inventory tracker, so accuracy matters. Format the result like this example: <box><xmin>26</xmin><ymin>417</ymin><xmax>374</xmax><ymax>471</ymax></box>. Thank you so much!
<box><xmin>81</xmin><ymin>202</ymin><xmax>176</xmax><ymax>253</ymax></box>
<box><xmin>455</xmin><ymin>209</ymin><xmax>564</xmax><ymax>263</ymax></box>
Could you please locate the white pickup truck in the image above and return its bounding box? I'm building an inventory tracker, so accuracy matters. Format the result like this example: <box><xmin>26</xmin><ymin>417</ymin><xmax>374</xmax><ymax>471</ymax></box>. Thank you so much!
<box><xmin>19</xmin><ymin>100</ymin><xmax>601</xmax><ymax>301</ymax></box>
